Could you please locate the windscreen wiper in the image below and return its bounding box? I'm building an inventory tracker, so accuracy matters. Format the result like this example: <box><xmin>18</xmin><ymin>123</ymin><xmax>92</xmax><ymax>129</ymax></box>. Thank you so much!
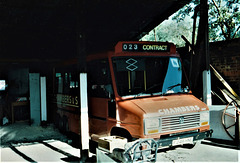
<box><xmin>167</xmin><ymin>83</ymin><xmax>181</xmax><ymax>90</ymax></box>
<box><xmin>135</xmin><ymin>83</ymin><xmax>162</xmax><ymax>97</ymax></box>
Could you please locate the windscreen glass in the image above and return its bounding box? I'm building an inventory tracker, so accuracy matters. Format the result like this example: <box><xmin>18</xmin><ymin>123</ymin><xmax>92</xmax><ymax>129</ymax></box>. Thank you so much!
<box><xmin>112</xmin><ymin>56</ymin><xmax>189</xmax><ymax>97</ymax></box>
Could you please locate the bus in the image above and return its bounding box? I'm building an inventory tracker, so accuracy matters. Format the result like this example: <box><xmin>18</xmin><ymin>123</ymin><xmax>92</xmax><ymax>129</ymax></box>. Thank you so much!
<box><xmin>52</xmin><ymin>41</ymin><xmax>212</xmax><ymax>150</ymax></box>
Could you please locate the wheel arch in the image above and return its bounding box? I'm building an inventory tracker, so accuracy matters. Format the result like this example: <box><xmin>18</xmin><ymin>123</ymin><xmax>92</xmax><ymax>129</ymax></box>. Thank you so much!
<box><xmin>110</xmin><ymin>126</ymin><xmax>132</xmax><ymax>142</ymax></box>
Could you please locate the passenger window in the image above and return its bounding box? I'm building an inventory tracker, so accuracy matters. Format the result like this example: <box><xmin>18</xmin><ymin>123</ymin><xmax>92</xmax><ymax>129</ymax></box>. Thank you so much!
<box><xmin>55</xmin><ymin>73</ymin><xmax>63</xmax><ymax>94</ymax></box>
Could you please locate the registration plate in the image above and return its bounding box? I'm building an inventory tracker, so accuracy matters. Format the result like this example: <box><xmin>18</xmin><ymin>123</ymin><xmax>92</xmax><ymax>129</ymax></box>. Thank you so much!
<box><xmin>172</xmin><ymin>137</ymin><xmax>193</xmax><ymax>146</ymax></box>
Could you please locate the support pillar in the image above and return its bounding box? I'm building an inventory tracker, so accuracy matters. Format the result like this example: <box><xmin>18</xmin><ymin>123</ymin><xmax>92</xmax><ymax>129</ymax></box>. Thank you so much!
<box><xmin>79</xmin><ymin>73</ymin><xmax>89</xmax><ymax>160</ymax></box>
<box><xmin>203</xmin><ymin>70</ymin><xmax>212</xmax><ymax>105</ymax></box>
<box><xmin>191</xmin><ymin>0</ymin><xmax>211</xmax><ymax>103</ymax></box>
<box><xmin>200</xmin><ymin>0</ymin><xmax>212</xmax><ymax>105</ymax></box>
<box><xmin>75</xmin><ymin>0</ymin><xmax>89</xmax><ymax>161</ymax></box>
<box><xmin>40</xmin><ymin>77</ymin><xmax>47</xmax><ymax>124</ymax></box>
<box><xmin>29</xmin><ymin>73</ymin><xmax>40</xmax><ymax>126</ymax></box>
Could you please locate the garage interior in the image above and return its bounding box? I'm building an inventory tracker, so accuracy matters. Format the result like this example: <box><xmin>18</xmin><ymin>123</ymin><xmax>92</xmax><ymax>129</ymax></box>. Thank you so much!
<box><xmin>0</xmin><ymin>0</ymin><xmax>239</xmax><ymax>152</ymax></box>
<box><xmin>0</xmin><ymin>0</ymin><xmax>193</xmax><ymax>125</ymax></box>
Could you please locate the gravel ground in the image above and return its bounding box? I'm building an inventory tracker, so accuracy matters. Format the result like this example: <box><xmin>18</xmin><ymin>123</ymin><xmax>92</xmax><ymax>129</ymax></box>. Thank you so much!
<box><xmin>0</xmin><ymin>122</ymin><xmax>67</xmax><ymax>147</ymax></box>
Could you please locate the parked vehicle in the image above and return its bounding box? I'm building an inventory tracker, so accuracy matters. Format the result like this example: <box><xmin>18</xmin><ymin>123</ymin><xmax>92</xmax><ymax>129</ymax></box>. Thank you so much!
<box><xmin>52</xmin><ymin>41</ymin><xmax>212</xmax><ymax>150</ymax></box>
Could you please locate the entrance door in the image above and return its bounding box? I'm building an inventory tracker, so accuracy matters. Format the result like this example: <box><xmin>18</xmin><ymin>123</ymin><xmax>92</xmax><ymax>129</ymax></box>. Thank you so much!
<box><xmin>87</xmin><ymin>59</ymin><xmax>115</xmax><ymax>136</ymax></box>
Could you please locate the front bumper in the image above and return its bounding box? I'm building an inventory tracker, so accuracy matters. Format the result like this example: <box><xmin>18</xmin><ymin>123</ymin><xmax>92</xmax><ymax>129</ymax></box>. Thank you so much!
<box><xmin>111</xmin><ymin>130</ymin><xmax>213</xmax><ymax>162</ymax></box>
<box><xmin>157</xmin><ymin>129</ymin><xmax>213</xmax><ymax>147</ymax></box>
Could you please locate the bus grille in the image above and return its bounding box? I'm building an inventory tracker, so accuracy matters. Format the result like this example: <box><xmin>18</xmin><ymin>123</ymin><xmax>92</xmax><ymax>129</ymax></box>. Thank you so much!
<box><xmin>161</xmin><ymin>114</ymin><xmax>200</xmax><ymax>132</ymax></box>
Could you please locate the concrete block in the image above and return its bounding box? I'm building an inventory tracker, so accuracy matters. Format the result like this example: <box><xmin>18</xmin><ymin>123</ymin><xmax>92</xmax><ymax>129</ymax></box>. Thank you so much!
<box><xmin>98</xmin><ymin>136</ymin><xmax>127</xmax><ymax>153</ymax></box>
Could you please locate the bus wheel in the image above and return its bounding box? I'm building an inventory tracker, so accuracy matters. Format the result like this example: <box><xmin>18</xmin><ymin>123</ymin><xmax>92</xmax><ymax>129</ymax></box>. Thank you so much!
<box><xmin>54</xmin><ymin>114</ymin><xmax>60</xmax><ymax>128</ymax></box>
<box><xmin>59</xmin><ymin>117</ymin><xmax>64</xmax><ymax>132</ymax></box>
<box><xmin>63</xmin><ymin>117</ymin><xmax>69</xmax><ymax>133</ymax></box>
<box><xmin>111</xmin><ymin>127</ymin><xmax>132</xmax><ymax>142</ymax></box>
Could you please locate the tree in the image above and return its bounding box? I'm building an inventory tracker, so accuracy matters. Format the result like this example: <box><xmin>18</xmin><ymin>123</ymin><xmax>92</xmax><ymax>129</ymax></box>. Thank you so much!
<box><xmin>141</xmin><ymin>16</ymin><xmax>194</xmax><ymax>47</ymax></box>
<box><xmin>209</xmin><ymin>0</ymin><xmax>240</xmax><ymax>41</ymax></box>
<box><xmin>172</xmin><ymin>0</ymin><xmax>240</xmax><ymax>42</ymax></box>
<box><xmin>142</xmin><ymin>0</ymin><xmax>240</xmax><ymax>45</ymax></box>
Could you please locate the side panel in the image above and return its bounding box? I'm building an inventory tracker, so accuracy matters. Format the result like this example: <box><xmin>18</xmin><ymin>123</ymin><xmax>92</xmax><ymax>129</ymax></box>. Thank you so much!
<box><xmin>55</xmin><ymin>94</ymin><xmax>80</xmax><ymax>134</ymax></box>
<box><xmin>89</xmin><ymin>97</ymin><xmax>108</xmax><ymax>135</ymax></box>
<box><xmin>53</xmin><ymin>71</ymin><xmax>81</xmax><ymax>135</ymax></box>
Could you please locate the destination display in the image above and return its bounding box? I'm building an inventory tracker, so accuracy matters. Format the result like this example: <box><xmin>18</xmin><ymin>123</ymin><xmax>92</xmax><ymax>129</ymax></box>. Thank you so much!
<box><xmin>122</xmin><ymin>43</ymin><xmax>170</xmax><ymax>52</ymax></box>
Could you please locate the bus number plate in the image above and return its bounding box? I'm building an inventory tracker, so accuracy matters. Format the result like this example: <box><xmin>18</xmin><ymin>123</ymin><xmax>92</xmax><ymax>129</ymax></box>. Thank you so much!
<box><xmin>172</xmin><ymin>137</ymin><xmax>193</xmax><ymax>146</ymax></box>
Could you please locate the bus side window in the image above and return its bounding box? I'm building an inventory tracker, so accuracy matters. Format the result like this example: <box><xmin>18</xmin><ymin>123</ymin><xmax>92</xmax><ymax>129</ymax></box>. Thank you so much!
<box><xmin>55</xmin><ymin>73</ymin><xmax>63</xmax><ymax>94</ymax></box>
<box><xmin>69</xmin><ymin>73</ymin><xmax>79</xmax><ymax>94</ymax></box>
<box><xmin>63</xmin><ymin>73</ymin><xmax>70</xmax><ymax>94</ymax></box>
<box><xmin>88</xmin><ymin>60</ymin><xmax>113</xmax><ymax>98</ymax></box>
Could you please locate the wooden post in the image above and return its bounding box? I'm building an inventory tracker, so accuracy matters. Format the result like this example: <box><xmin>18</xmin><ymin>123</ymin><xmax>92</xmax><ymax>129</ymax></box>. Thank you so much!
<box><xmin>200</xmin><ymin>0</ymin><xmax>211</xmax><ymax>105</ymax></box>
<box><xmin>75</xmin><ymin>0</ymin><xmax>89</xmax><ymax>160</ymax></box>
<box><xmin>190</xmin><ymin>0</ymin><xmax>211</xmax><ymax>101</ymax></box>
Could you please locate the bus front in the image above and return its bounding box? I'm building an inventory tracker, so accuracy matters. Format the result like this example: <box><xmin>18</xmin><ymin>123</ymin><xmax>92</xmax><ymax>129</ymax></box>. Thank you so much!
<box><xmin>109</xmin><ymin>41</ymin><xmax>212</xmax><ymax>147</ymax></box>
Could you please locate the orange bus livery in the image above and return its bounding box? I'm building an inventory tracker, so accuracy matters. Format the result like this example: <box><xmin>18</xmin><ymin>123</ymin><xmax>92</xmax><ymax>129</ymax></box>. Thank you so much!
<box><xmin>52</xmin><ymin>41</ymin><xmax>212</xmax><ymax>150</ymax></box>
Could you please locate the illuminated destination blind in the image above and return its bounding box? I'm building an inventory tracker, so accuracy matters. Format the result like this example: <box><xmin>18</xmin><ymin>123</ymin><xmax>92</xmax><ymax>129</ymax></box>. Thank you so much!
<box><xmin>122</xmin><ymin>43</ymin><xmax>170</xmax><ymax>52</ymax></box>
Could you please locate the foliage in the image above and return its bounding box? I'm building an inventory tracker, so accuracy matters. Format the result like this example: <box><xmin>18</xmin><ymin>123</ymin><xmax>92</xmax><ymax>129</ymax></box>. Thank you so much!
<box><xmin>171</xmin><ymin>1</ymin><xmax>200</xmax><ymax>23</ymax></box>
<box><xmin>208</xmin><ymin>0</ymin><xmax>240</xmax><ymax>41</ymax></box>
<box><xmin>141</xmin><ymin>0</ymin><xmax>240</xmax><ymax>46</ymax></box>
<box><xmin>173</xmin><ymin>0</ymin><xmax>240</xmax><ymax>42</ymax></box>
<box><xmin>141</xmin><ymin>17</ymin><xmax>194</xmax><ymax>47</ymax></box>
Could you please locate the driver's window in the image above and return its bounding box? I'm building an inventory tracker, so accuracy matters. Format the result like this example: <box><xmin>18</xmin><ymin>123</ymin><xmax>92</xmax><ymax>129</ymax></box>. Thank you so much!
<box><xmin>87</xmin><ymin>59</ymin><xmax>113</xmax><ymax>98</ymax></box>
<box><xmin>162</xmin><ymin>58</ymin><xmax>182</xmax><ymax>92</ymax></box>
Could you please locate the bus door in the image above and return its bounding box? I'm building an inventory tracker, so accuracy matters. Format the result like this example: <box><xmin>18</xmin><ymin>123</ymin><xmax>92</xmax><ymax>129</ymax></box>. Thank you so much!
<box><xmin>87</xmin><ymin>59</ymin><xmax>115</xmax><ymax>136</ymax></box>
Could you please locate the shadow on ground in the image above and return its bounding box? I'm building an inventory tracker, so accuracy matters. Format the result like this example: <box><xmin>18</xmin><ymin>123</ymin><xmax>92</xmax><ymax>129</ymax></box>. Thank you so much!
<box><xmin>0</xmin><ymin>122</ymin><xmax>67</xmax><ymax>146</ymax></box>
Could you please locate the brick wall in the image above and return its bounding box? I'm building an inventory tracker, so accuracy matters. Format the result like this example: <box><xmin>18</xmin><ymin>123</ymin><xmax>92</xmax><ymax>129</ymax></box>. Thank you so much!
<box><xmin>210</xmin><ymin>38</ymin><xmax>240</xmax><ymax>94</ymax></box>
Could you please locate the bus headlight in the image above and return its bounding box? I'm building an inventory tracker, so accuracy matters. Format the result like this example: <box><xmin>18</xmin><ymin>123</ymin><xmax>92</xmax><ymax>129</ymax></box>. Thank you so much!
<box><xmin>200</xmin><ymin>111</ymin><xmax>209</xmax><ymax>126</ymax></box>
<box><xmin>144</xmin><ymin>118</ymin><xmax>160</xmax><ymax>135</ymax></box>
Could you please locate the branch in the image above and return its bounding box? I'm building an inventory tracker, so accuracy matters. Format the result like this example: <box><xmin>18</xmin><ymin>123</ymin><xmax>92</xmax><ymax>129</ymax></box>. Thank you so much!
<box><xmin>211</xmin><ymin>0</ymin><xmax>228</xmax><ymax>39</ymax></box>
<box><xmin>181</xmin><ymin>35</ymin><xmax>195</xmax><ymax>55</ymax></box>
<box><xmin>232</xmin><ymin>25</ymin><xmax>240</xmax><ymax>38</ymax></box>
<box><xmin>211</xmin><ymin>0</ymin><xmax>221</xmax><ymax>16</ymax></box>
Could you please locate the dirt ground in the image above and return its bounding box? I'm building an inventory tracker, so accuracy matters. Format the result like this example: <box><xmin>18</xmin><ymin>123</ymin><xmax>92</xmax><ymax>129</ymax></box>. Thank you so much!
<box><xmin>1</xmin><ymin>122</ymin><xmax>239</xmax><ymax>162</ymax></box>
<box><xmin>0</xmin><ymin>122</ymin><xmax>67</xmax><ymax>147</ymax></box>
